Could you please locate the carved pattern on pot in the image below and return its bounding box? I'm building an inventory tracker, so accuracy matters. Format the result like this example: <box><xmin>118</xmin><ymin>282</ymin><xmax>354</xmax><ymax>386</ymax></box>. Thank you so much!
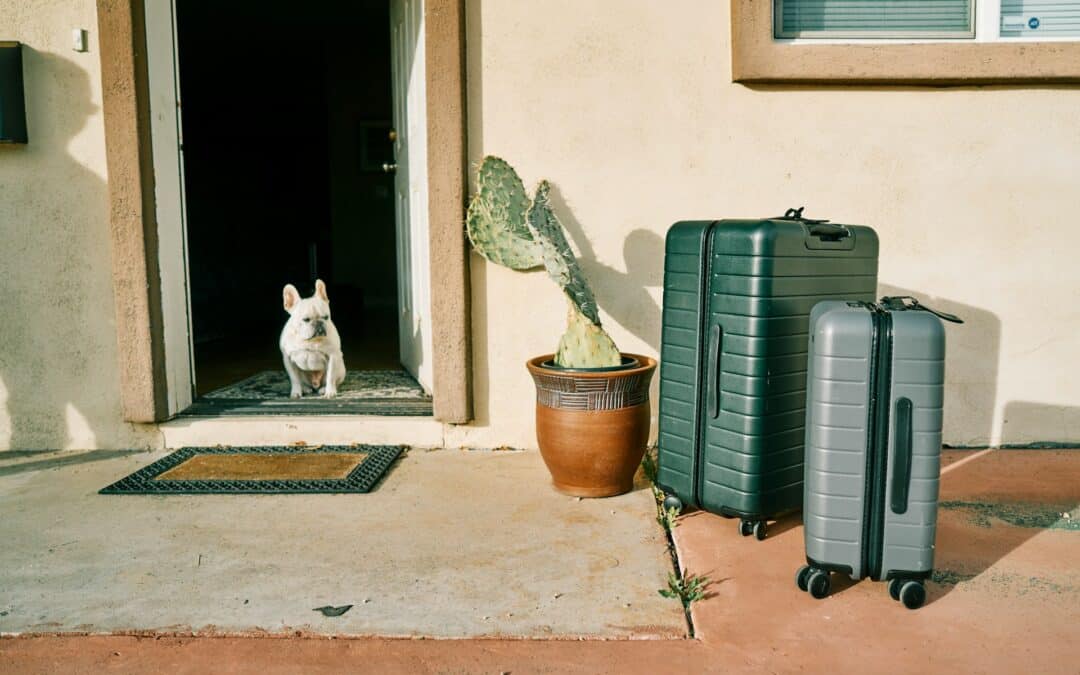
<box><xmin>529</xmin><ymin>370</ymin><xmax>652</xmax><ymax>411</ymax></box>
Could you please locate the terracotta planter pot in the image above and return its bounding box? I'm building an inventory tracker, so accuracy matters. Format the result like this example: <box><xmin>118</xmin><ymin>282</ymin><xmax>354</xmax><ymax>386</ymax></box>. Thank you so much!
<box><xmin>526</xmin><ymin>353</ymin><xmax>657</xmax><ymax>498</ymax></box>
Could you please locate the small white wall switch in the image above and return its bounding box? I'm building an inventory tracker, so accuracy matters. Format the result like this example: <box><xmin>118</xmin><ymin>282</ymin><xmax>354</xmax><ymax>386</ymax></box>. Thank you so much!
<box><xmin>72</xmin><ymin>28</ymin><xmax>88</xmax><ymax>52</ymax></box>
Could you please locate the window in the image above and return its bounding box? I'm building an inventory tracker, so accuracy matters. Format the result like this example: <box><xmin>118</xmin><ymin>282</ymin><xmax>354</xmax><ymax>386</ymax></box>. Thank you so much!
<box><xmin>732</xmin><ymin>0</ymin><xmax>1080</xmax><ymax>83</ymax></box>
<box><xmin>775</xmin><ymin>0</ymin><xmax>1080</xmax><ymax>40</ymax></box>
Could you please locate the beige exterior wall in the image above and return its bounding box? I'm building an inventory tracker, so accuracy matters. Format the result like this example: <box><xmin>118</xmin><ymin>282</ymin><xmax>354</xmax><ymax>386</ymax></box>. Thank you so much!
<box><xmin>0</xmin><ymin>0</ymin><xmax>159</xmax><ymax>450</ymax></box>
<box><xmin>452</xmin><ymin>0</ymin><xmax>1080</xmax><ymax>449</ymax></box>
<box><xmin>1</xmin><ymin>0</ymin><xmax>1077</xmax><ymax>451</ymax></box>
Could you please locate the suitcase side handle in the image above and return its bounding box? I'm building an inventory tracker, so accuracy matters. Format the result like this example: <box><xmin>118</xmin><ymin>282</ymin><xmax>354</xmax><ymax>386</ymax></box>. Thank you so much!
<box><xmin>890</xmin><ymin>397</ymin><xmax>914</xmax><ymax>514</ymax></box>
<box><xmin>707</xmin><ymin>324</ymin><xmax>723</xmax><ymax>419</ymax></box>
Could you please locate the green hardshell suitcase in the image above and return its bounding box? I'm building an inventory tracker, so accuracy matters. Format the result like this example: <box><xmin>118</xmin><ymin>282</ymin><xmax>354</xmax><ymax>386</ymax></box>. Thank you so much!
<box><xmin>656</xmin><ymin>210</ymin><xmax>879</xmax><ymax>539</ymax></box>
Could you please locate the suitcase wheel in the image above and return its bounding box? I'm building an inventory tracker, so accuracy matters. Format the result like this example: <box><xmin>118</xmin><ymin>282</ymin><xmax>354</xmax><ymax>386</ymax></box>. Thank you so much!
<box><xmin>662</xmin><ymin>494</ymin><xmax>683</xmax><ymax>515</ymax></box>
<box><xmin>796</xmin><ymin>565</ymin><xmax>812</xmax><ymax>592</ymax></box>
<box><xmin>808</xmin><ymin>570</ymin><xmax>831</xmax><ymax>599</ymax></box>
<box><xmin>888</xmin><ymin>578</ymin><xmax>903</xmax><ymax>602</ymax></box>
<box><xmin>899</xmin><ymin>581</ymin><xmax>926</xmax><ymax>610</ymax></box>
<box><xmin>738</xmin><ymin>519</ymin><xmax>768</xmax><ymax>540</ymax></box>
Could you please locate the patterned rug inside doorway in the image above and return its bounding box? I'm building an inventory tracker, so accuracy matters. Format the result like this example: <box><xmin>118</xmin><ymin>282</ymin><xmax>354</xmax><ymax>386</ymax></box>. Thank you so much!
<box><xmin>180</xmin><ymin>369</ymin><xmax>433</xmax><ymax>416</ymax></box>
<box><xmin>99</xmin><ymin>445</ymin><xmax>404</xmax><ymax>494</ymax></box>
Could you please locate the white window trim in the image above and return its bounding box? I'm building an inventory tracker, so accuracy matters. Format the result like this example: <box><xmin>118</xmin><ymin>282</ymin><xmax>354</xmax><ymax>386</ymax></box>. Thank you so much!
<box><xmin>775</xmin><ymin>0</ymin><xmax>1080</xmax><ymax>43</ymax></box>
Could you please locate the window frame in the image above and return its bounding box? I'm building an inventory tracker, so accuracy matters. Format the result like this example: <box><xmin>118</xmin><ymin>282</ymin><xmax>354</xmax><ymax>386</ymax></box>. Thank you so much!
<box><xmin>730</xmin><ymin>0</ymin><xmax>1080</xmax><ymax>84</ymax></box>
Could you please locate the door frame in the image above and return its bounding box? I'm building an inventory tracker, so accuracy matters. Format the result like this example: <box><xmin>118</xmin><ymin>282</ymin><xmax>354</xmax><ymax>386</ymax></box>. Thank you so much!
<box><xmin>96</xmin><ymin>0</ymin><xmax>472</xmax><ymax>423</ymax></box>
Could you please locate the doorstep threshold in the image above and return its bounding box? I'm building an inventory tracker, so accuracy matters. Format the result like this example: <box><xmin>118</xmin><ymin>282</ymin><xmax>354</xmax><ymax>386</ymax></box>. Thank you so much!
<box><xmin>178</xmin><ymin>397</ymin><xmax>433</xmax><ymax>417</ymax></box>
<box><xmin>159</xmin><ymin>414</ymin><xmax>445</xmax><ymax>449</ymax></box>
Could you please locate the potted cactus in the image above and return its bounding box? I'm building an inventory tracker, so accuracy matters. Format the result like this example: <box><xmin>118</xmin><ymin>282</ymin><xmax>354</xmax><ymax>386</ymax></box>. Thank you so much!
<box><xmin>466</xmin><ymin>156</ymin><xmax>656</xmax><ymax>497</ymax></box>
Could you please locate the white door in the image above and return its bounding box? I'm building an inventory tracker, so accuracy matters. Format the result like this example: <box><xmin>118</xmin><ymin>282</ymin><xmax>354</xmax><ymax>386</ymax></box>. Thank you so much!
<box><xmin>390</xmin><ymin>0</ymin><xmax>434</xmax><ymax>392</ymax></box>
<box><xmin>145</xmin><ymin>0</ymin><xmax>195</xmax><ymax>415</ymax></box>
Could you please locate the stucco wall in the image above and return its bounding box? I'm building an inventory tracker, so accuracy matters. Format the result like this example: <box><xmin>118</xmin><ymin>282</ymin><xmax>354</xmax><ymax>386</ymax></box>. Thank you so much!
<box><xmin>2</xmin><ymin>0</ymin><xmax>1077</xmax><ymax>452</ymax></box>
<box><xmin>449</xmin><ymin>0</ymin><xmax>1080</xmax><ymax>449</ymax></box>
<box><xmin>0</xmin><ymin>0</ymin><xmax>158</xmax><ymax>450</ymax></box>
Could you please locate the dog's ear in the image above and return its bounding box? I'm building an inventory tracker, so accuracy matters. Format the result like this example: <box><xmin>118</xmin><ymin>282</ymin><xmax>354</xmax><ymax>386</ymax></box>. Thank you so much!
<box><xmin>315</xmin><ymin>279</ymin><xmax>329</xmax><ymax>302</ymax></box>
<box><xmin>283</xmin><ymin>284</ymin><xmax>300</xmax><ymax>312</ymax></box>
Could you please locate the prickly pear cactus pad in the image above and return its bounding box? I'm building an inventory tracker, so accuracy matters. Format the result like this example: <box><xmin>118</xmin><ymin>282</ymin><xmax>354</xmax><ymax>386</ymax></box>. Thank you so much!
<box><xmin>555</xmin><ymin>299</ymin><xmax>621</xmax><ymax>368</ymax></box>
<box><xmin>465</xmin><ymin>156</ymin><xmax>544</xmax><ymax>270</ymax></box>
<box><xmin>464</xmin><ymin>156</ymin><xmax>622</xmax><ymax>369</ymax></box>
<box><xmin>526</xmin><ymin>181</ymin><xmax>601</xmax><ymax>326</ymax></box>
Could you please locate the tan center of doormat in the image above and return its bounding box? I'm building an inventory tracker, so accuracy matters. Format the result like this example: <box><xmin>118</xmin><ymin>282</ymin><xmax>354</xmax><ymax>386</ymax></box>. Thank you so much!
<box><xmin>153</xmin><ymin>452</ymin><xmax>369</xmax><ymax>481</ymax></box>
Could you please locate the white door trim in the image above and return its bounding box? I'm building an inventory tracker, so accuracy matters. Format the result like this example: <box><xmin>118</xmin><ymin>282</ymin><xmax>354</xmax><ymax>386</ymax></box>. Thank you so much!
<box><xmin>144</xmin><ymin>0</ymin><xmax>195</xmax><ymax>415</ymax></box>
<box><xmin>391</xmin><ymin>0</ymin><xmax>435</xmax><ymax>393</ymax></box>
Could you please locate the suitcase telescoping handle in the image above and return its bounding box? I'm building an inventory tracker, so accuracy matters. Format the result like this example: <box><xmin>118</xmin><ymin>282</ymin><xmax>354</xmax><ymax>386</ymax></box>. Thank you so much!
<box><xmin>777</xmin><ymin>207</ymin><xmax>851</xmax><ymax>242</ymax></box>
<box><xmin>707</xmin><ymin>325</ymin><xmax>723</xmax><ymax>419</ymax></box>
<box><xmin>880</xmin><ymin>296</ymin><xmax>964</xmax><ymax>324</ymax></box>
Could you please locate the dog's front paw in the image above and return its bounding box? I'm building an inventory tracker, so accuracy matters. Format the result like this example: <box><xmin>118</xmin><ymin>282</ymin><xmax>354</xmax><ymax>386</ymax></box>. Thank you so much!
<box><xmin>324</xmin><ymin>387</ymin><xmax>338</xmax><ymax>399</ymax></box>
<box><xmin>290</xmin><ymin>388</ymin><xmax>303</xmax><ymax>399</ymax></box>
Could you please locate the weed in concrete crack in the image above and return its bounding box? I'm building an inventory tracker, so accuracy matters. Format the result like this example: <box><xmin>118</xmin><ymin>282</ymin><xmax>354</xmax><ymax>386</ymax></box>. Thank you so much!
<box><xmin>643</xmin><ymin>448</ymin><xmax>679</xmax><ymax>531</ymax></box>
<box><xmin>641</xmin><ymin>447</ymin><xmax>700</xmax><ymax>637</ymax></box>
<box><xmin>641</xmin><ymin>448</ymin><xmax>659</xmax><ymax>484</ymax></box>
<box><xmin>659</xmin><ymin>569</ymin><xmax>711</xmax><ymax>607</ymax></box>
<box><xmin>656</xmin><ymin>502</ymin><xmax>680</xmax><ymax>531</ymax></box>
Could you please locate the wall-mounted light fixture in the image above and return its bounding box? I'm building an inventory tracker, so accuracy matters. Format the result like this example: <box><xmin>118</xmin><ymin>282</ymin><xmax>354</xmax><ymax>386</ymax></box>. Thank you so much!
<box><xmin>1</xmin><ymin>41</ymin><xmax>29</xmax><ymax>144</ymax></box>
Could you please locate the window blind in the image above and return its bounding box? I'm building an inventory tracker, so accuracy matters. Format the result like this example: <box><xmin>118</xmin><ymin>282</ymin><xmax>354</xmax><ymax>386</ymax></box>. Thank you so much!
<box><xmin>776</xmin><ymin>0</ymin><xmax>973</xmax><ymax>37</ymax></box>
<box><xmin>1000</xmin><ymin>0</ymin><xmax>1080</xmax><ymax>36</ymax></box>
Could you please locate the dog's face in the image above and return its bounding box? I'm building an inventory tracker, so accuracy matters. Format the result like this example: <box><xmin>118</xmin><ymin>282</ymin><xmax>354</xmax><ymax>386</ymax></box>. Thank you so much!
<box><xmin>282</xmin><ymin>280</ymin><xmax>334</xmax><ymax>342</ymax></box>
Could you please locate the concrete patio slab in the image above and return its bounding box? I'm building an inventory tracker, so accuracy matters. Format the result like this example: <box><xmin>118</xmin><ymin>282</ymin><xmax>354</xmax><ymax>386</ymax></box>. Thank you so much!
<box><xmin>4</xmin><ymin>449</ymin><xmax>1077</xmax><ymax>674</ymax></box>
<box><xmin>672</xmin><ymin>448</ymin><xmax>1080</xmax><ymax>674</ymax></box>
<box><xmin>0</xmin><ymin>448</ymin><xmax>685</xmax><ymax>639</ymax></box>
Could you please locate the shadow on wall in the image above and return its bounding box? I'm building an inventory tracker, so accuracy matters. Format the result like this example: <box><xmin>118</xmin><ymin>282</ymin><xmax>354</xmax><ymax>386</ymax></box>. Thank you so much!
<box><xmin>877</xmin><ymin>289</ymin><xmax>1080</xmax><ymax>445</ymax></box>
<box><xmin>878</xmin><ymin>284</ymin><xmax>1001</xmax><ymax>447</ymax></box>
<box><xmin>1000</xmin><ymin>402</ymin><xmax>1080</xmax><ymax>447</ymax></box>
<box><xmin>465</xmin><ymin>0</ymin><xmax>484</xmax><ymax>158</ymax></box>
<box><xmin>0</xmin><ymin>49</ymin><xmax>111</xmax><ymax>451</ymax></box>
<box><xmin>547</xmin><ymin>183</ymin><xmax>664</xmax><ymax>353</ymax></box>
<box><xmin>467</xmin><ymin>251</ymin><xmax>492</xmax><ymax>426</ymax></box>
<box><xmin>465</xmin><ymin>182</ymin><xmax>666</xmax><ymax>430</ymax></box>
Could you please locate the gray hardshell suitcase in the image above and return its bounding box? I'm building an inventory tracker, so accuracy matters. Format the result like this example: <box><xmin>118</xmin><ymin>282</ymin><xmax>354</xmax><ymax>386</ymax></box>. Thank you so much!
<box><xmin>796</xmin><ymin>297</ymin><xmax>962</xmax><ymax>609</ymax></box>
<box><xmin>656</xmin><ymin>209</ymin><xmax>879</xmax><ymax>540</ymax></box>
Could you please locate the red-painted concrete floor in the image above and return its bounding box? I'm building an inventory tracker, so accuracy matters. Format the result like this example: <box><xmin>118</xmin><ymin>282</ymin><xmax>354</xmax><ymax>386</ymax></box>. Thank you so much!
<box><xmin>2</xmin><ymin>449</ymin><xmax>1078</xmax><ymax>674</ymax></box>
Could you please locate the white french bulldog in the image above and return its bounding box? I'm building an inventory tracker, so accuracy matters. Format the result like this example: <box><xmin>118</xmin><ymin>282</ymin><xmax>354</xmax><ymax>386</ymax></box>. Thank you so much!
<box><xmin>280</xmin><ymin>279</ymin><xmax>346</xmax><ymax>398</ymax></box>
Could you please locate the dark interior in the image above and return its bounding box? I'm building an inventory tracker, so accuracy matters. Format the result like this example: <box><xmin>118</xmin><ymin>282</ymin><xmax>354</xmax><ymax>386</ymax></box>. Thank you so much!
<box><xmin>176</xmin><ymin>0</ymin><xmax>399</xmax><ymax>396</ymax></box>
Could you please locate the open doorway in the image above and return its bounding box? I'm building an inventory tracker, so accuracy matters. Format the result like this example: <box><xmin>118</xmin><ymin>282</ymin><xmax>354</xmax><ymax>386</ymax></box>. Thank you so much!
<box><xmin>171</xmin><ymin>0</ymin><xmax>432</xmax><ymax>415</ymax></box>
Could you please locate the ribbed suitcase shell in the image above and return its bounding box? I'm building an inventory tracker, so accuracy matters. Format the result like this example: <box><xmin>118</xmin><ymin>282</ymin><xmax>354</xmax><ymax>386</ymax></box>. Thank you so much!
<box><xmin>657</xmin><ymin>219</ymin><xmax>879</xmax><ymax>524</ymax></box>
<box><xmin>803</xmin><ymin>301</ymin><xmax>945</xmax><ymax>581</ymax></box>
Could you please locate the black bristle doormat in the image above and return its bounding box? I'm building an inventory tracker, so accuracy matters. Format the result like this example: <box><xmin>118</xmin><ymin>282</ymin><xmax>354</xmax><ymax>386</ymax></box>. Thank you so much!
<box><xmin>99</xmin><ymin>445</ymin><xmax>404</xmax><ymax>494</ymax></box>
